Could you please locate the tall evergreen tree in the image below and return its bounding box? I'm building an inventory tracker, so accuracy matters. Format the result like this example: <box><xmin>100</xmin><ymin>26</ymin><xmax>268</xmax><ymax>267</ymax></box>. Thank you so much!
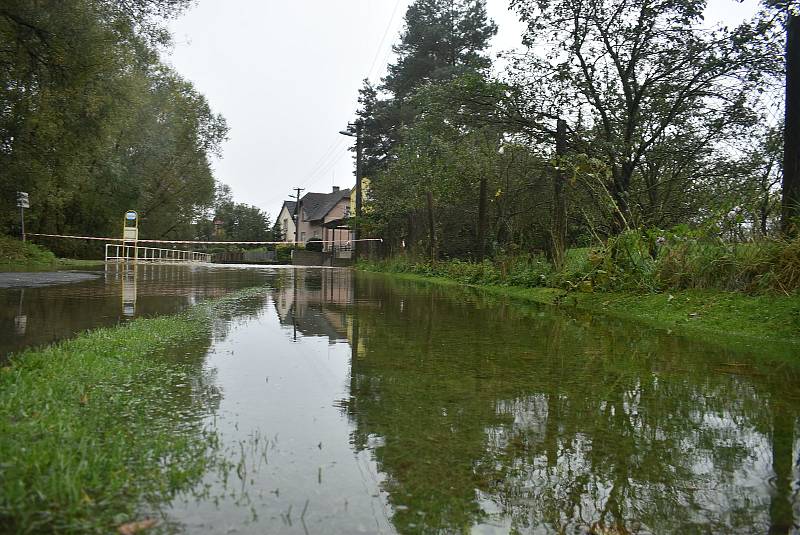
<box><xmin>355</xmin><ymin>0</ymin><xmax>497</xmax><ymax>180</ymax></box>
<box><xmin>382</xmin><ymin>0</ymin><xmax>497</xmax><ymax>101</ymax></box>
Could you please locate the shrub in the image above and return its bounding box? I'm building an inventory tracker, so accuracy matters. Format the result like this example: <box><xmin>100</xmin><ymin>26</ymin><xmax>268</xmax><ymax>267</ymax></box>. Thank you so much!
<box><xmin>305</xmin><ymin>238</ymin><xmax>323</xmax><ymax>252</ymax></box>
<box><xmin>0</xmin><ymin>234</ymin><xmax>57</xmax><ymax>265</ymax></box>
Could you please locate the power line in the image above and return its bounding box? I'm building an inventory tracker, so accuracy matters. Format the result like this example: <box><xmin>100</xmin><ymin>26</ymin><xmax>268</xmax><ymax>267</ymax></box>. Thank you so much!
<box><xmin>366</xmin><ymin>0</ymin><xmax>403</xmax><ymax>83</ymax></box>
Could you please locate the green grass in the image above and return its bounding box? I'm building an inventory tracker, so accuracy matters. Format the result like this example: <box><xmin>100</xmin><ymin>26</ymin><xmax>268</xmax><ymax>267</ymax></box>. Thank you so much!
<box><xmin>359</xmin><ymin>266</ymin><xmax>800</xmax><ymax>354</ymax></box>
<box><xmin>0</xmin><ymin>289</ymin><xmax>264</xmax><ymax>533</ymax></box>
<box><xmin>0</xmin><ymin>235</ymin><xmax>104</xmax><ymax>270</ymax></box>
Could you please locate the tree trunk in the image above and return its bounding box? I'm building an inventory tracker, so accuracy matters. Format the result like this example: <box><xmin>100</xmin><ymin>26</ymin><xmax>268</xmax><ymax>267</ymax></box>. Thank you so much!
<box><xmin>782</xmin><ymin>12</ymin><xmax>800</xmax><ymax>236</ymax></box>
<box><xmin>476</xmin><ymin>175</ymin><xmax>488</xmax><ymax>262</ymax></box>
<box><xmin>549</xmin><ymin>119</ymin><xmax>568</xmax><ymax>269</ymax></box>
<box><xmin>761</xmin><ymin>172</ymin><xmax>771</xmax><ymax>237</ymax></box>
<box><xmin>610</xmin><ymin>161</ymin><xmax>634</xmax><ymax>234</ymax></box>
<box><xmin>426</xmin><ymin>190</ymin><xmax>436</xmax><ymax>261</ymax></box>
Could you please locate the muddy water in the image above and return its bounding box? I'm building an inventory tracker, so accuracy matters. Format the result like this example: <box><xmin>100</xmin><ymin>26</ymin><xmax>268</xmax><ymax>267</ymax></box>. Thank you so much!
<box><xmin>2</xmin><ymin>266</ymin><xmax>799</xmax><ymax>533</ymax></box>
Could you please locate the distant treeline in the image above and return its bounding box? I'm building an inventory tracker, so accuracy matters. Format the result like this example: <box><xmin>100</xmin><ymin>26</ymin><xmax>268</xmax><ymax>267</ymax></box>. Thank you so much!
<box><xmin>0</xmin><ymin>0</ymin><xmax>272</xmax><ymax>256</ymax></box>
<box><xmin>354</xmin><ymin>0</ymin><xmax>797</xmax><ymax>264</ymax></box>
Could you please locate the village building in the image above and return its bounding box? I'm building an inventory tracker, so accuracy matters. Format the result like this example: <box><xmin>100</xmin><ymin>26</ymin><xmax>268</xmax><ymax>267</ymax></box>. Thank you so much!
<box><xmin>278</xmin><ymin>186</ymin><xmax>353</xmax><ymax>252</ymax></box>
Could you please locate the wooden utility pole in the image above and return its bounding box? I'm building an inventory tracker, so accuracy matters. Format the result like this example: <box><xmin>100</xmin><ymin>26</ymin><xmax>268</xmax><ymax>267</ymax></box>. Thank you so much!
<box><xmin>782</xmin><ymin>11</ymin><xmax>800</xmax><ymax>235</ymax></box>
<box><xmin>354</xmin><ymin>122</ymin><xmax>363</xmax><ymax>261</ymax></box>
<box><xmin>339</xmin><ymin>122</ymin><xmax>363</xmax><ymax>260</ymax></box>
<box><xmin>293</xmin><ymin>187</ymin><xmax>304</xmax><ymax>249</ymax></box>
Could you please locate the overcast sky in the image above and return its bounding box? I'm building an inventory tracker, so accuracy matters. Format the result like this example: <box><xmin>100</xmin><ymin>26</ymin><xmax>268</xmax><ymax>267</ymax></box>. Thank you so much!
<box><xmin>164</xmin><ymin>0</ymin><xmax>760</xmax><ymax>219</ymax></box>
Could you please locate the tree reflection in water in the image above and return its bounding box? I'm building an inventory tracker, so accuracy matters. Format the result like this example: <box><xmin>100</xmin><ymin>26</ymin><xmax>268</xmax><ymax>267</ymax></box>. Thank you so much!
<box><xmin>340</xmin><ymin>273</ymin><xmax>799</xmax><ymax>534</ymax></box>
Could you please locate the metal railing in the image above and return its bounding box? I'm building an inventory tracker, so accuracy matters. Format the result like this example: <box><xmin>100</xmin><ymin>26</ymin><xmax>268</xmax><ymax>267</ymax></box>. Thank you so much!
<box><xmin>105</xmin><ymin>243</ymin><xmax>211</xmax><ymax>263</ymax></box>
<box><xmin>331</xmin><ymin>242</ymin><xmax>352</xmax><ymax>259</ymax></box>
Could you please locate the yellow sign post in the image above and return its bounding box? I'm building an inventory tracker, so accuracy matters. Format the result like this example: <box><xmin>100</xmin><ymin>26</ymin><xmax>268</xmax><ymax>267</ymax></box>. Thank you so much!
<box><xmin>123</xmin><ymin>210</ymin><xmax>138</xmax><ymax>262</ymax></box>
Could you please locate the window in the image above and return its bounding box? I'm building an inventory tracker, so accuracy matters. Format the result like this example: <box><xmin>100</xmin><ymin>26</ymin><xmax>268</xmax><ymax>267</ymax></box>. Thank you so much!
<box><xmin>301</xmin><ymin>232</ymin><xmax>306</xmax><ymax>241</ymax></box>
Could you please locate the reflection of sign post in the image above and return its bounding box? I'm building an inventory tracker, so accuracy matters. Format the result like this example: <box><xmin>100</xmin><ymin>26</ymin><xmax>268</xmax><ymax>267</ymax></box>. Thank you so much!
<box><xmin>17</xmin><ymin>192</ymin><xmax>29</xmax><ymax>242</ymax></box>
<box><xmin>122</xmin><ymin>265</ymin><xmax>137</xmax><ymax>316</ymax></box>
<box><xmin>14</xmin><ymin>288</ymin><xmax>27</xmax><ymax>335</ymax></box>
<box><xmin>123</xmin><ymin>210</ymin><xmax>138</xmax><ymax>262</ymax></box>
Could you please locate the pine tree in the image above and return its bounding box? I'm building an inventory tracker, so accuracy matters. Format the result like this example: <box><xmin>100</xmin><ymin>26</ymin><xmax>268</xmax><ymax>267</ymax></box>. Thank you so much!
<box><xmin>382</xmin><ymin>0</ymin><xmax>497</xmax><ymax>101</ymax></box>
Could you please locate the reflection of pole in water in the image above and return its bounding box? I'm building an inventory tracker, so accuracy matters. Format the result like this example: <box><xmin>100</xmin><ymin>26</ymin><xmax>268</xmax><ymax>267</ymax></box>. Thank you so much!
<box><xmin>351</xmin><ymin>272</ymin><xmax>359</xmax><ymax>365</ymax></box>
<box><xmin>14</xmin><ymin>288</ymin><xmax>27</xmax><ymax>335</ymax></box>
<box><xmin>768</xmin><ymin>409</ymin><xmax>795</xmax><ymax>533</ymax></box>
<box><xmin>122</xmin><ymin>264</ymin><xmax>138</xmax><ymax>317</ymax></box>
<box><xmin>292</xmin><ymin>268</ymin><xmax>298</xmax><ymax>342</ymax></box>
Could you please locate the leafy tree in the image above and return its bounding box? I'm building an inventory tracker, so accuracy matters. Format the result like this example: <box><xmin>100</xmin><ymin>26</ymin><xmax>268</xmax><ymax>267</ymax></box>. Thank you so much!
<box><xmin>510</xmin><ymin>0</ymin><xmax>782</xmax><ymax>233</ymax></box>
<box><xmin>0</xmin><ymin>0</ymin><xmax>227</xmax><ymax>255</ymax></box>
<box><xmin>213</xmin><ymin>201</ymin><xmax>271</xmax><ymax>242</ymax></box>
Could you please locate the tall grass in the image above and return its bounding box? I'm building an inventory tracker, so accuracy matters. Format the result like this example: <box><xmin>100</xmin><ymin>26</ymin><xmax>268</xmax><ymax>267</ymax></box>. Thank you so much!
<box><xmin>362</xmin><ymin>232</ymin><xmax>800</xmax><ymax>295</ymax></box>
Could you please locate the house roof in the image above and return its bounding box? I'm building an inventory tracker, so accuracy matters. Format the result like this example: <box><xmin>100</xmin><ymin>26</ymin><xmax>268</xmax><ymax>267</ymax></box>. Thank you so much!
<box><xmin>281</xmin><ymin>200</ymin><xmax>297</xmax><ymax>215</ymax></box>
<box><xmin>300</xmin><ymin>188</ymin><xmax>351</xmax><ymax>222</ymax></box>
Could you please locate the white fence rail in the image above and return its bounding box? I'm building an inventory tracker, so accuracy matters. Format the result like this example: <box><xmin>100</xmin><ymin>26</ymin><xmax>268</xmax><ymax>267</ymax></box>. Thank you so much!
<box><xmin>105</xmin><ymin>243</ymin><xmax>211</xmax><ymax>263</ymax></box>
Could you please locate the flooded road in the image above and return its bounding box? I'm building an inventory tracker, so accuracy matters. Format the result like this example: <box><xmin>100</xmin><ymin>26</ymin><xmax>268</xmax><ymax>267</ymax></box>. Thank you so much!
<box><xmin>0</xmin><ymin>264</ymin><xmax>276</xmax><ymax>358</ymax></box>
<box><xmin>3</xmin><ymin>265</ymin><xmax>799</xmax><ymax>533</ymax></box>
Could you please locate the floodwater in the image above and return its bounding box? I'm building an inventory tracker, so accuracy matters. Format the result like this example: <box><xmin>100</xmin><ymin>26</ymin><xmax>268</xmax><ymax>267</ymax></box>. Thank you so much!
<box><xmin>0</xmin><ymin>264</ymin><xmax>276</xmax><ymax>358</ymax></box>
<box><xmin>3</xmin><ymin>265</ymin><xmax>800</xmax><ymax>533</ymax></box>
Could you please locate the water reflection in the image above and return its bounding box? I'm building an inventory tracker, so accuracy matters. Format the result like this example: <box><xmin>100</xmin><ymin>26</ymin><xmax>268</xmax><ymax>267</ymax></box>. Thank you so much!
<box><xmin>339</xmin><ymin>274</ymin><xmax>800</xmax><ymax>534</ymax></box>
<box><xmin>3</xmin><ymin>265</ymin><xmax>798</xmax><ymax>533</ymax></box>
<box><xmin>0</xmin><ymin>264</ymin><xmax>279</xmax><ymax>359</ymax></box>
<box><xmin>272</xmin><ymin>268</ymin><xmax>353</xmax><ymax>342</ymax></box>
<box><xmin>168</xmin><ymin>269</ymin><xmax>394</xmax><ymax>534</ymax></box>
<box><xmin>162</xmin><ymin>269</ymin><xmax>799</xmax><ymax>534</ymax></box>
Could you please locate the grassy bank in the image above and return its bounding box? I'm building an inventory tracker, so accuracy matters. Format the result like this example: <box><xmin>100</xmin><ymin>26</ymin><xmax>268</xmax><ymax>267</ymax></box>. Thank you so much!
<box><xmin>0</xmin><ymin>235</ymin><xmax>104</xmax><ymax>270</ymax></box>
<box><xmin>359</xmin><ymin>258</ymin><xmax>800</xmax><ymax>349</ymax></box>
<box><xmin>0</xmin><ymin>289</ymin><xmax>263</xmax><ymax>533</ymax></box>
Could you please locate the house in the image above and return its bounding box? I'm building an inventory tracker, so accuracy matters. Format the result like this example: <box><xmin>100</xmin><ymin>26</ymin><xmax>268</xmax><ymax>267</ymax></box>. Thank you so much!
<box><xmin>276</xmin><ymin>200</ymin><xmax>297</xmax><ymax>242</ymax></box>
<box><xmin>280</xmin><ymin>186</ymin><xmax>353</xmax><ymax>251</ymax></box>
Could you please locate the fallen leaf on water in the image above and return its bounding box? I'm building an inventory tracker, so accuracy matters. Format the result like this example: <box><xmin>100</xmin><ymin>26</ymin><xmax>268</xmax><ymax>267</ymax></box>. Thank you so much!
<box><xmin>117</xmin><ymin>518</ymin><xmax>158</xmax><ymax>534</ymax></box>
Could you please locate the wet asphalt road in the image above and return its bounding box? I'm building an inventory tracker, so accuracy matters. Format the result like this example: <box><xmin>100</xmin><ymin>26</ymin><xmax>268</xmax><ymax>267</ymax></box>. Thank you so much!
<box><xmin>0</xmin><ymin>271</ymin><xmax>100</xmax><ymax>289</ymax></box>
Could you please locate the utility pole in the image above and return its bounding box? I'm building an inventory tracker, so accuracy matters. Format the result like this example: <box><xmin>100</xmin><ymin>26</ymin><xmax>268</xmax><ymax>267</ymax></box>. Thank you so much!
<box><xmin>293</xmin><ymin>187</ymin><xmax>304</xmax><ymax>249</ymax></box>
<box><xmin>340</xmin><ymin>121</ymin><xmax>363</xmax><ymax>260</ymax></box>
<box><xmin>354</xmin><ymin>121</ymin><xmax>363</xmax><ymax>261</ymax></box>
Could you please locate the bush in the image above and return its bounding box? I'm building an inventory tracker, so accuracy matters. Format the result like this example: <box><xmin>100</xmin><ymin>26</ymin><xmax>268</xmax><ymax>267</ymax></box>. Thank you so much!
<box><xmin>0</xmin><ymin>234</ymin><xmax>57</xmax><ymax>265</ymax></box>
<box><xmin>275</xmin><ymin>244</ymin><xmax>294</xmax><ymax>263</ymax></box>
<box><xmin>305</xmin><ymin>238</ymin><xmax>323</xmax><ymax>252</ymax></box>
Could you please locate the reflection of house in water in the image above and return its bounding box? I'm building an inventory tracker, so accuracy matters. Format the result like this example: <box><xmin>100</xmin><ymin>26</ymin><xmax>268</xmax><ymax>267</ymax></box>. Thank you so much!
<box><xmin>272</xmin><ymin>269</ymin><xmax>353</xmax><ymax>343</ymax></box>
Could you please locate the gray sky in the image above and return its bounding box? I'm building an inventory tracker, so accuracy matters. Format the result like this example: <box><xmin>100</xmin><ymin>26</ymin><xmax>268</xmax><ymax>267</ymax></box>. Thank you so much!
<box><xmin>165</xmin><ymin>0</ymin><xmax>760</xmax><ymax>219</ymax></box>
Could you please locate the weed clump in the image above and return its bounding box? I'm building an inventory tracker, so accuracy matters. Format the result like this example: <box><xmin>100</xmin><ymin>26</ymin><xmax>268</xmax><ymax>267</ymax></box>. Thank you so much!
<box><xmin>362</xmin><ymin>231</ymin><xmax>800</xmax><ymax>295</ymax></box>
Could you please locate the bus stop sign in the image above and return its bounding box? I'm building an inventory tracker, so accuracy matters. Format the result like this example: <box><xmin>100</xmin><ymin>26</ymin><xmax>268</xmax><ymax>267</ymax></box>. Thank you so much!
<box><xmin>123</xmin><ymin>210</ymin><xmax>138</xmax><ymax>241</ymax></box>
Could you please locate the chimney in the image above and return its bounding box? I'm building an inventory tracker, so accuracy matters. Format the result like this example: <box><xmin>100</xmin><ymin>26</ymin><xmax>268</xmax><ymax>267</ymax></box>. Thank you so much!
<box><xmin>332</xmin><ymin>186</ymin><xmax>340</xmax><ymax>192</ymax></box>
